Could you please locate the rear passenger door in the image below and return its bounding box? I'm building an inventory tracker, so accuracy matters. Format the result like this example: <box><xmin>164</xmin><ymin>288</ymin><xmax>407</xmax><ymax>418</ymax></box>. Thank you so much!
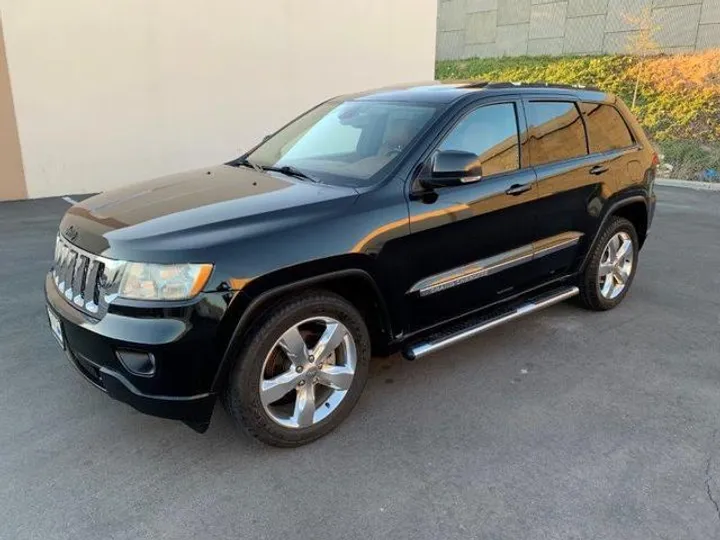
<box><xmin>524</xmin><ymin>97</ymin><xmax>615</xmax><ymax>278</ymax></box>
<box><xmin>579</xmin><ymin>101</ymin><xmax>642</xmax><ymax>194</ymax></box>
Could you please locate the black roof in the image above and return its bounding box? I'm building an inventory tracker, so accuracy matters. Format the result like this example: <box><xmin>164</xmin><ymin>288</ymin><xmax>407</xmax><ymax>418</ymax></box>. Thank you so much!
<box><xmin>344</xmin><ymin>81</ymin><xmax>611</xmax><ymax>105</ymax></box>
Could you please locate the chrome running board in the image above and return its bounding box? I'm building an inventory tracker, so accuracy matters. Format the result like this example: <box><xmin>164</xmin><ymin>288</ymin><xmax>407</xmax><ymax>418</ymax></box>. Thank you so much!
<box><xmin>404</xmin><ymin>286</ymin><xmax>579</xmax><ymax>360</ymax></box>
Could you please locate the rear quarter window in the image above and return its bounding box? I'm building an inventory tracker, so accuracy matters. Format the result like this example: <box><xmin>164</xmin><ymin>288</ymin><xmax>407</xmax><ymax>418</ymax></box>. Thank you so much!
<box><xmin>526</xmin><ymin>101</ymin><xmax>587</xmax><ymax>166</ymax></box>
<box><xmin>579</xmin><ymin>103</ymin><xmax>635</xmax><ymax>153</ymax></box>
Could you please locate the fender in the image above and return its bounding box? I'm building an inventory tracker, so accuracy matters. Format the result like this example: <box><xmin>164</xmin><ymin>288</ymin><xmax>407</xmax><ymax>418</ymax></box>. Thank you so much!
<box><xmin>579</xmin><ymin>193</ymin><xmax>648</xmax><ymax>272</ymax></box>
<box><xmin>211</xmin><ymin>267</ymin><xmax>392</xmax><ymax>392</ymax></box>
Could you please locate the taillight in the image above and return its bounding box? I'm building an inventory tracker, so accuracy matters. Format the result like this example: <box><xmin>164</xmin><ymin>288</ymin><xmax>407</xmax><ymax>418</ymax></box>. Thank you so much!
<box><xmin>651</xmin><ymin>152</ymin><xmax>660</xmax><ymax>167</ymax></box>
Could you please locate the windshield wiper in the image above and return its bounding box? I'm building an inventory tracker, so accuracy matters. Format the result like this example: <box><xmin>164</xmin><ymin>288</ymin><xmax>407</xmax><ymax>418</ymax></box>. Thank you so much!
<box><xmin>262</xmin><ymin>165</ymin><xmax>319</xmax><ymax>183</ymax></box>
<box><xmin>237</xmin><ymin>159</ymin><xmax>319</xmax><ymax>183</ymax></box>
<box><xmin>236</xmin><ymin>157</ymin><xmax>263</xmax><ymax>173</ymax></box>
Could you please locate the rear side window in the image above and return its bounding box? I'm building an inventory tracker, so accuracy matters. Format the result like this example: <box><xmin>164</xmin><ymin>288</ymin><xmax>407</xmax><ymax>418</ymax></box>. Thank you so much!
<box><xmin>438</xmin><ymin>103</ymin><xmax>520</xmax><ymax>177</ymax></box>
<box><xmin>527</xmin><ymin>101</ymin><xmax>587</xmax><ymax>166</ymax></box>
<box><xmin>580</xmin><ymin>103</ymin><xmax>635</xmax><ymax>153</ymax></box>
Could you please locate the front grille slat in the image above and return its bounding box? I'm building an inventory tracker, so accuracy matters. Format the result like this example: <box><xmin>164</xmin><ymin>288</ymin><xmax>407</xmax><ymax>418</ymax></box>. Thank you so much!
<box><xmin>63</xmin><ymin>251</ymin><xmax>77</xmax><ymax>300</ymax></box>
<box><xmin>84</xmin><ymin>260</ymin><xmax>101</xmax><ymax>313</ymax></box>
<box><xmin>58</xmin><ymin>244</ymin><xmax>71</xmax><ymax>290</ymax></box>
<box><xmin>53</xmin><ymin>235</ymin><xmax>110</xmax><ymax>317</ymax></box>
<box><xmin>56</xmin><ymin>243</ymin><xmax>70</xmax><ymax>291</ymax></box>
<box><xmin>72</xmin><ymin>255</ymin><xmax>90</xmax><ymax>306</ymax></box>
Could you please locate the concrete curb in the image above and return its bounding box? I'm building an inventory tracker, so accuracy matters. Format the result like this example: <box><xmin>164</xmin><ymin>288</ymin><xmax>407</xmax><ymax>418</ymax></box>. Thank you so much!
<box><xmin>657</xmin><ymin>178</ymin><xmax>720</xmax><ymax>191</ymax></box>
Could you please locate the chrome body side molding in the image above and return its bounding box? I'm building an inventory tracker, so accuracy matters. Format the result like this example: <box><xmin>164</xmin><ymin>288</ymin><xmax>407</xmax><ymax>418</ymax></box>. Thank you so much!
<box><xmin>408</xmin><ymin>245</ymin><xmax>534</xmax><ymax>297</ymax></box>
<box><xmin>532</xmin><ymin>231</ymin><xmax>584</xmax><ymax>258</ymax></box>
<box><xmin>408</xmin><ymin>231</ymin><xmax>583</xmax><ymax>297</ymax></box>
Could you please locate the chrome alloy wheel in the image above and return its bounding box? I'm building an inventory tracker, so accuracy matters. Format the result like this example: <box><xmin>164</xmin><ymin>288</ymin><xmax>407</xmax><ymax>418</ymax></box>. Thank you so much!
<box><xmin>259</xmin><ymin>317</ymin><xmax>357</xmax><ymax>429</ymax></box>
<box><xmin>598</xmin><ymin>231</ymin><xmax>634</xmax><ymax>300</ymax></box>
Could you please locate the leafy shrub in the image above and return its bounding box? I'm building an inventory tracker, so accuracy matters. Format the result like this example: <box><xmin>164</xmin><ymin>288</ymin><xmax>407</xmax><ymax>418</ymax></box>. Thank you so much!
<box><xmin>436</xmin><ymin>51</ymin><xmax>720</xmax><ymax>144</ymax></box>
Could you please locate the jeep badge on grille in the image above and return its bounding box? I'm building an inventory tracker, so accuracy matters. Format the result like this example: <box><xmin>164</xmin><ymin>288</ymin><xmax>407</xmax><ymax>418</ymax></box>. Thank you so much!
<box><xmin>64</xmin><ymin>225</ymin><xmax>79</xmax><ymax>242</ymax></box>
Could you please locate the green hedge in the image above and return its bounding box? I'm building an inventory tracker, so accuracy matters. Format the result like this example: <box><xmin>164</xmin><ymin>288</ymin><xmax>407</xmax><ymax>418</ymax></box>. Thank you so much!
<box><xmin>436</xmin><ymin>55</ymin><xmax>719</xmax><ymax>143</ymax></box>
<box><xmin>436</xmin><ymin>54</ymin><xmax>720</xmax><ymax>179</ymax></box>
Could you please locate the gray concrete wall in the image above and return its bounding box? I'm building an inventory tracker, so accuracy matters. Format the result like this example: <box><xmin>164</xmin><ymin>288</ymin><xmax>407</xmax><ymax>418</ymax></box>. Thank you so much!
<box><xmin>437</xmin><ymin>0</ymin><xmax>720</xmax><ymax>60</ymax></box>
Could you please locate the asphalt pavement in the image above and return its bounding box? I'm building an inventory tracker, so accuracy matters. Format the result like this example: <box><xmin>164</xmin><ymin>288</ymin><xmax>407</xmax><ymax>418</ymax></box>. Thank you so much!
<box><xmin>1</xmin><ymin>186</ymin><xmax>719</xmax><ymax>540</ymax></box>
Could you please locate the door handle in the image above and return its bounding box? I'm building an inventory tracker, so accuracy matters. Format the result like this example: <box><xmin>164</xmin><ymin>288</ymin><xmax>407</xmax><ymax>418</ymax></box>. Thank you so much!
<box><xmin>505</xmin><ymin>183</ymin><xmax>532</xmax><ymax>196</ymax></box>
<box><xmin>589</xmin><ymin>165</ymin><xmax>609</xmax><ymax>176</ymax></box>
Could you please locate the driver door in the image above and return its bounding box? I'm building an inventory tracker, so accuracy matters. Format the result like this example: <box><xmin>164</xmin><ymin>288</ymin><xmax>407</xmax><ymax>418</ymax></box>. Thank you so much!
<box><xmin>403</xmin><ymin>99</ymin><xmax>542</xmax><ymax>332</ymax></box>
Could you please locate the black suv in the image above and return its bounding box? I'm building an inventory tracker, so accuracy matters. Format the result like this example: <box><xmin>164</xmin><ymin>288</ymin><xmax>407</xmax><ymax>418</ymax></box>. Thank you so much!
<box><xmin>46</xmin><ymin>82</ymin><xmax>657</xmax><ymax>446</ymax></box>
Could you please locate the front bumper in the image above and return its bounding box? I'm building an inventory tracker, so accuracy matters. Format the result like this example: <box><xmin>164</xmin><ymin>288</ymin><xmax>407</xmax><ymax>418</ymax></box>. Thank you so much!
<box><xmin>45</xmin><ymin>273</ymin><xmax>219</xmax><ymax>431</ymax></box>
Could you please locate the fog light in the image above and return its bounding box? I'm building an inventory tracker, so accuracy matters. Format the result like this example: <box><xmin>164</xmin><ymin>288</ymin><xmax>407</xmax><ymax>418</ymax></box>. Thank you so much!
<box><xmin>116</xmin><ymin>349</ymin><xmax>156</xmax><ymax>377</ymax></box>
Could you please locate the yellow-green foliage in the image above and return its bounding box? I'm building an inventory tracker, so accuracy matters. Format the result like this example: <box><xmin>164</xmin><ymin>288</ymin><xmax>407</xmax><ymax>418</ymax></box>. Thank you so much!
<box><xmin>436</xmin><ymin>52</ymin><xmax>720</xmax><ymax>143</ymax></box>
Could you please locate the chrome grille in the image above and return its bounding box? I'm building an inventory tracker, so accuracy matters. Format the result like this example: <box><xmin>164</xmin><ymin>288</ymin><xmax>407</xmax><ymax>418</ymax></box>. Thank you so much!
<box><xmin>52</xmin><ymin>236</ymin><xmax>111</xmax><ymax>315</ymax></box>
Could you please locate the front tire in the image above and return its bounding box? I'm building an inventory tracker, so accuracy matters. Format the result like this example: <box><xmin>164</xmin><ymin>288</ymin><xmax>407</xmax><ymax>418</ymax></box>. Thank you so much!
<box><xmin>579</xmin><ymin>216</ymin><xmax>639</xmax><ymax>311</ymax></box>
<box><xmin>222</xmin><ymin>291</ymin><xmax>370</xmax><ymax>447</ymax></box>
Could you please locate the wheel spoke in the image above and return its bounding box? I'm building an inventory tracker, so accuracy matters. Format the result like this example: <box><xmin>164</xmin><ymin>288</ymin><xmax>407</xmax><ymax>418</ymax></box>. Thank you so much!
<box><xmin>607</xmin><ymin>235</ymin><xmax>619</xmax><ymax>261</ymax></box>
<box><xmin>317</xmin><ymin>365</ymin><xmax>354</xmax><ymax>391</ymax></box>
<box><xmin>311</xmin><ymin>322</ymin><xmax>347</xmax><ymax>363</ymax></box>
<box><xmin>292</xmin><ymin>383</ymin><xmax>316</xmax><ymax>428</ymax></box>
<box><xmin>614</xmin><ymin>266</ymin><xmax>630</xmax><ymax>285</ymax></box>
<box><xmin>600</xmin><ymin>274</ymin><xmax>614</xmax><ymax>297</ymax></box>
<box><xmin>260</xmin><ymin>370</ymin><xmax>302</xmax><ymax>406</ymax></box>
<box><xmin>277</xmin><ymin>326</ymin><xmax>309</xmax><ymax>366</ymax></box>
<box><xmin>615</xmin><ymin>239</ymin><xmax>632</xmax><ymax>263</ymax></box>
<box><xmin>598</xmin><ymin>262</ymin><xmax>614</xmax><ymax>277</ymax></box>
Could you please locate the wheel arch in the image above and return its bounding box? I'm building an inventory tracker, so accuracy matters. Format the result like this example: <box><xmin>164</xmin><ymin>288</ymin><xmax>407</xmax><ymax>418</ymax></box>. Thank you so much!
<box><xmin>211</xmin><ymin>263</ymin><xmax>393</xmax><ymax>393</ymax></box>
<box><xmin>612</xmin><ymin>200</ymin><xmax>648</xmax><ymax>248</ymax></box>
<box><xmin>580</xmin><ymin>194</ymin><xmax>648</xmax><ymax>272</ymax></box>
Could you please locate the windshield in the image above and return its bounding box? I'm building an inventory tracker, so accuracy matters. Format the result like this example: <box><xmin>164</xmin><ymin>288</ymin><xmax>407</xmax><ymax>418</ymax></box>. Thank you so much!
<box><xmin>242</xmin><ymin>100</ymin><xmax>439</xmax><ymax>186</ymax></box>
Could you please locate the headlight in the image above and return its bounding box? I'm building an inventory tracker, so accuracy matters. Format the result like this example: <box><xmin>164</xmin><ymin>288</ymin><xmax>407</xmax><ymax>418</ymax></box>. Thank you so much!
<box><xmin>118</xmin><ymin>262</ymin><xmax>213</xmax><ymax>301</ymax></box>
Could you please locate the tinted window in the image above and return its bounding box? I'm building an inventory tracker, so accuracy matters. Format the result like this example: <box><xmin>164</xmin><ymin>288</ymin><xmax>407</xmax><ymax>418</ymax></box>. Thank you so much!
<box><xmin>438</xmin><ymin>103</ymin><xmax>519</xmax><ymax>177</ymax></box>
<box><xmin>580</xmin><ymin>103</ymin><xmax>634</xmax><ymax>153</ymax></box>
<box><xmin>527</xmin><ymin>101</ymin><xmax>587</xmax><ymax>166</ymax></box>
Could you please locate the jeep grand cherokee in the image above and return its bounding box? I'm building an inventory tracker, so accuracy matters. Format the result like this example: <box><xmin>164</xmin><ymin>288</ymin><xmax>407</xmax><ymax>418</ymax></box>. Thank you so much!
<box><xmin>46</xmin><ymin>82</ymin><xmax>657</xmax><ymax>446</ymax></box>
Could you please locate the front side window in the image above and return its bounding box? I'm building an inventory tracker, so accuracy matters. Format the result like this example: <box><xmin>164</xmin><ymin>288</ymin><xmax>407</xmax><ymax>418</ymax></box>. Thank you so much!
<box><xmin>527</xmin><ymin>101</ymin><xmax>587</xmax><ymax>166</ymax></box>
<box><xmin>438</xmin><ymin>103</ymin><xmax>520</xmax><ymax>177</ymax></box>
<box><xmin>245</xmin><ymin>100</ymin><xmax>438</xmax><ymax>186</ymax></box>
<box><xmin>580</xmin><ymin>103</ymin><xmax>635</xmax><ymax>153</ymax></box>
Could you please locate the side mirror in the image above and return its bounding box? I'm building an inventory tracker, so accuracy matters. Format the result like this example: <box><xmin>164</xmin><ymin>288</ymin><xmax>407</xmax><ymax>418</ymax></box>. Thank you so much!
<box><xmin>422</xmin><ymin>150</ymin><xmax>483</xmax><ymax>188</ymax></box>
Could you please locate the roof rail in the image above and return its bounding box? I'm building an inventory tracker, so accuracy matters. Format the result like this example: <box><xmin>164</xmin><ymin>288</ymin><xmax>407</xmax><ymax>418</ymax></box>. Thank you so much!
<box><xmin>485</xmin><ymin>81</ymin><xmax>602</xmax><ymax>92</ymax></box>
<box><xmin>462</xmin><ymin>81</ymin><xmax>490</xmax><ymax>89</ymax></box>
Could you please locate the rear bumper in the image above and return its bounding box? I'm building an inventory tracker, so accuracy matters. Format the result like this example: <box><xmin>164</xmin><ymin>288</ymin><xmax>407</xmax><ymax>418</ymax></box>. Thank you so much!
<box><xmin>45</xmin><ymin>273</ymin><xmax>221</xmax><ymax>431</ymax></box>
<box><xmin>648</xmin><ymin>193</ymin><xmax>657</xmax><ymax>231</ymax></box>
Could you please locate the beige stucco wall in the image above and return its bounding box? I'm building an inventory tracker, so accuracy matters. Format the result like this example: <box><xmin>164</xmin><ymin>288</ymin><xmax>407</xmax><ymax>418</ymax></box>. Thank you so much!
<box><xmin>1</xmin><ymin>0</ymin><xmax>437</xmax><ymax>198</ymax></box>
<box><xmin>0</xmin><ymin>15</ymin><xmax>26</xmax><ymax>200</ymax></box>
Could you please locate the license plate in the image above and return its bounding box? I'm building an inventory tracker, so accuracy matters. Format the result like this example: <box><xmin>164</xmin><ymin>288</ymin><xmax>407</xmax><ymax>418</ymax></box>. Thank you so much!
<box><xmin>47</xmin><ymin>308</ymin><xmax>65</xmax><ymax>349</ymax></box>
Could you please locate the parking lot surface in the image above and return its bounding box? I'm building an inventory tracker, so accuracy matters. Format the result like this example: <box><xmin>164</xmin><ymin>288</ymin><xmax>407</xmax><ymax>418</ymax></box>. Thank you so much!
<box><xmin>1</xmin><ymin>186</ymin><xmax>719</xmax><ymax>539</ymax></box>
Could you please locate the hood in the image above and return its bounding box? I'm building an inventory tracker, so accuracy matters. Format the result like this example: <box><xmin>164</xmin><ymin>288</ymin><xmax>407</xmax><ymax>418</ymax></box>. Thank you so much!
<box><xmin>60</xmin><ymin>165</ymin><xmax>358</xmax><ymax>260</ymax></box>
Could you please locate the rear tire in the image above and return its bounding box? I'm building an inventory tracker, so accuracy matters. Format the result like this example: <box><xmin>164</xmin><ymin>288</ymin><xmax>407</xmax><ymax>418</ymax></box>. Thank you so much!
<box><xmin>222</xmin><ymin>290</ymin><xmax>370</xmax><ymax>447</ymax></box>
<box><xmin>579</xmin><ymin>216</ymin><xmax>639</xmax><ymax>311</ymax></box>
